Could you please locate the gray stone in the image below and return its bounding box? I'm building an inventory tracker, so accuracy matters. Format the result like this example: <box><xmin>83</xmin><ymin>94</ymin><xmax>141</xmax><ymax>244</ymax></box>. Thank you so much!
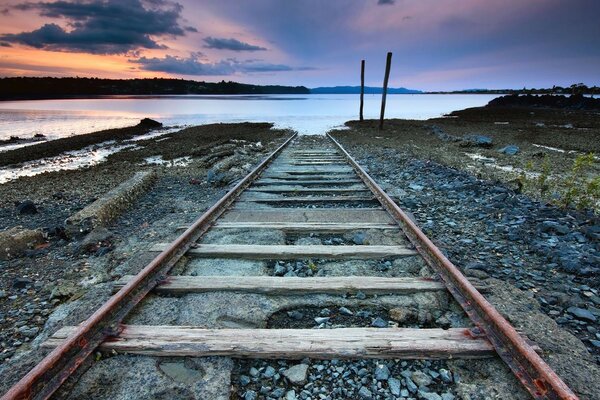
<box><xmin>314</xmin><ymin>317</ymin><xmax>330</xmax><ymax>324</ymax></box>
<box><xmin>405</xmin><ymin>377</ymin><xmax>418</xmax><ymax>393</ymax></box>
<box><xmin>499</xmin><ymin>145</ymin><xmax>519</xmax><ymax>155</ymax></box>
<box><xmin>244</xmin><ymin>390</ymin><xmax>257</xmax><ymax>400</ymax></box>
<box><xmin>567</xmin><ymin>307</ymin><xmax>597</xmax><ymax>322</ymax></box>
<box><xmin>158</xmin><ymin>362</ymin><xmax>203</xmax><ymax>385</ymax></box>
<box><xmin>412</xmin><ymin>370</ymin><xmax>433</xmax><ymax>386</ymax></box>
<box><xmin>420</xmin><ymin>391</ymin><xmax>442</xmax><ymax>400</ymax></box>
<box><xmin>358</xmin><ymin>386</ymin><xmax>372</xmax><ymax>399</ymax></box>
<box><xmin>439</xmin><ymin>368</ymin><xmax>452</xmax><ymax>383</ymax></box>
<box><xmin>283</xmin><ymin>364</ymin><xmax>309</xmax><ymax>385</ymax></box>
<box><xmin>339</xmin><ymin>307</ymin><xmax>353</xmax><ymax>316</ymax></box>
<box><xmin>441</xmin><ymin>393</ymin><xmax>456</xmax><ymax>400</ymax></box>
<box><xmin>461</xmin><ymin>134</ymin><xmax>493</xmax><ymax>147</ymax></box>
<box><xmin>387</xmin><ymin>377</ymin><xmax>401</xmax><ymax>395</ymax></box>
<box><xmin>352</xmin><ymin>232</ymin><xmax>367</xmax><ymax>245</ymax></box>
<box><xmin>287</xmin><ymin>311</ymin><xmax>304</xmax><ymax>320</ymax></box>
<box><xmin>286</xmin><ymin>389</ymin><xmax>297</xmax><ymax>400</ymax></box>
<box><xmin>239</xmin><ymin>375</ymin><xmax>251</xmax><ymax>386</ymax></box>
<box><xmin>374</xmin><ymin>364</ymin><xmax>390</xmax><ymax>381</ymax></box>
<box><xmin>371</xmin><ymin>317</ymin><xmax>388</xmax><ymax>328</ymax></box>
<box><xmin>264</xmin><ymin>366</ymin><xmax>276</xmax><ymax>378</ymax></box>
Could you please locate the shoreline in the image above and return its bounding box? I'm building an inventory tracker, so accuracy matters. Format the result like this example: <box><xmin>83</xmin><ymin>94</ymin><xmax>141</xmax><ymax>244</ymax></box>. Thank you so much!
<box><xmin>0</xmin><ymin>107</ymin><xmax>598</xmax><ymax>397</ymax></box>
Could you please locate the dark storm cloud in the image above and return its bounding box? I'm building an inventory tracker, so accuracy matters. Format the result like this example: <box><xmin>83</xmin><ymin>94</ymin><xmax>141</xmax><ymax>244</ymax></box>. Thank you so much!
<box><xmin>130</xmin><ymin>54</ymin><xmax>312</xmax><ymax>75</ymax></box>
<box><xmin>203</xmin><ymin>37</ymin><xmax>267</xmax><ymax>51</ymax></box>
<box><xmin>377</xmin><ymin>0</ymin><xmax>395</xmax><ymax>5</ymax></box>
<box><xmin>1</xmin><ymin>0</ymin><xmax>192</xmax><ymax>54</ymax></box>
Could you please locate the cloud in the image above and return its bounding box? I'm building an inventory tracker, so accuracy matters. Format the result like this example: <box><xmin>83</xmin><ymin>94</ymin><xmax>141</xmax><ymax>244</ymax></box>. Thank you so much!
<box><xmin>377</xmin><ymin>0</ymin><xmax>395</xmax><ymax>5</ymax></box>
<box><xmin>203</xmin><ymin>36</ymin><xmax>267</xmax><ymax>51</ymax></box>
<box><xmin>1</xmin><ymin>0</ymin><xmax>192</xmax><ymax>54</ymax></box>
<box><xmin>130</xmin><ymin>54</ymin><xmax>313</xmax><ymax>75</ymax></box>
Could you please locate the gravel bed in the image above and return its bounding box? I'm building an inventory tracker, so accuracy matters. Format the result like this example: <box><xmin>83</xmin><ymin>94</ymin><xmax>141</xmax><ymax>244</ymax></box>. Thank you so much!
<box><xmin>334</xmin><ymin>138</ymin><xmax>600</xmax><ymax>363</ymax></box>
<box><xmin>232</xmin><ymin>358</ymin><xmax>458</xmax><ymax>400</ymax></box>
<box><xmin>268</xmin><ymin>305</ymin><xmax>448</xmax><ymax>329</ymax></box>
<box><xmin>267</xmin><ymin>259</ymin><xmax>399</xmax><ymax>277</ymax></box>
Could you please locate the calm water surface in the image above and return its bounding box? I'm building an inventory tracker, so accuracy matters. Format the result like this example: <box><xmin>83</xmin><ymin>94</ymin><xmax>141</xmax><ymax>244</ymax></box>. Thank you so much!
<box><xmin>0</xmin><ymin>94</ymin><xmax>501</xmax><ymax>142</ymax></box>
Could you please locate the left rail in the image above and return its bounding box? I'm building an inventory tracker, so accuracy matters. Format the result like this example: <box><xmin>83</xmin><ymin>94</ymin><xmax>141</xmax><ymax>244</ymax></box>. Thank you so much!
<box><xmin>1</xmin><ymin>133</ymin><xmax>297</xmax><ymax>400</ymax></box>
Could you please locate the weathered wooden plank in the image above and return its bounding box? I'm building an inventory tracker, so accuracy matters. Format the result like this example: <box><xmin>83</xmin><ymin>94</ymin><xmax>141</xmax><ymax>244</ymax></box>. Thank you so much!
<box><xmin>150</xmin><ymin>244</ymin><xmax>417</xmax><ymax>259</ymax></box>
<box><xmin>212</xmin><ymin>222</ymin><xmax>399</xmax><ymax>231</ymax></box>
<box><xmin>220</xmin><ymin>209</ymin><xmax>394</xmax><ymax>223</ymax></box>
<box><xmin>261</xmin><ymin>174</ymin><xmax>357</xmax><ymax>180</ymax></box>
<box><xmin>239</xmin><ymin>196</ymin><xmax>376</xmax><ymax>203</ymax></box>
<box><xmin>45</xmin><ymin>326</ymin><xmax>495</xmax><ymax>359</ymax></box>
<box><xmin>247</xmin><ymin>188</ymin><xmax>369</xmax><ymax>193</ymax></box>
<box><xmin>254</xmin><ymin>179</ymin><xmax>362</xmax><ymax>185</ymax></box>
<box><xmin>114</xmin><ymin>275</ymin><xmax>447</xmax><ymax>294</ymax></box>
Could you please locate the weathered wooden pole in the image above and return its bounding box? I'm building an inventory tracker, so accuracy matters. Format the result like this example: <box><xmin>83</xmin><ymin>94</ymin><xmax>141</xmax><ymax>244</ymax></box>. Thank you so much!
<box><xmin>379</xmin><ymin>52</ymin><xmax>392</xmax><ymax>130</ymax></box>
<box><xmin>360</xmin><ymin>59</ymin><xmax>365</xmax><ymax>121</ymax></box>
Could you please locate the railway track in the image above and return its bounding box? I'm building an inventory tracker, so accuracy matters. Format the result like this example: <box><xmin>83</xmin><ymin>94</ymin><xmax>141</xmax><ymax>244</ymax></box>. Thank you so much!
<box><xmin>2</xmin><ymin>134</ymin><xmax>578</xmax><ymax>399</ymax></box>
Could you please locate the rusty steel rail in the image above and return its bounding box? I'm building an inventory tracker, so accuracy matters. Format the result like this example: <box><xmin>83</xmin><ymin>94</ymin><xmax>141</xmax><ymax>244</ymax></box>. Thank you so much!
<box><xmin>327</xmin><ymin>133</ymin><xmax>578</xmax><ymax>400</ymax></box>
<box><xmin>1</xmin><ymin>133</ymin><xmax>297</xmax><ymax>400</ymax></box>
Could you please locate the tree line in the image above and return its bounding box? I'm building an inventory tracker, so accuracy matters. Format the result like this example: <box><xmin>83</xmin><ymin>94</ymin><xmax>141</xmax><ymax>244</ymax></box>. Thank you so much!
<box><xmin>0</xmin><ymin>77</ymin><xmax>310</xmax><ymax>100</ymax></box>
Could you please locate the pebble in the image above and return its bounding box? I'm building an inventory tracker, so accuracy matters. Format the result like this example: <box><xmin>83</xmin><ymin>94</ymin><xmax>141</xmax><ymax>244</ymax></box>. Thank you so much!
<box><xmin>358</xmin><ymin>386</ymin><xmax>372</xmax><ymax>399</ymax></box>
<box><xmin>387</xmin><ymin>377</ymin><xmax>401</xmax><ymax>395</ymax></box>
<box><xmin>243</xmin><ymin>390</ymin><xmax>257</xmax><ymax>400</ymax></box>
<box><xmin>374</xmin><ymin>364</ymin><xmax>390</xmax><ymax>380</ymax></box>
<box><xmin>283</xmin><ymin>364</ymin><xmax>309</xmax><ymax>385</ymax></box>
<box><xmin>264</xmin><ymin>366</ymin><xmax>276</xmax><ymax>378</ymax></box>
<box><xmin>567</xmin><ymin>307</ymin><xmax>597</xmax><ymax>322</ymax></box>
<box><xmin>338</xmin><ymin>307</ymin><xmax>353</xmax><ymax>316</ymax></box>
<box><xmin>370</xmin><ymin>317</ymin><xmax>388</xmax><ymax>328</ymax></box>
<box><xmin>412</xmin><ymin>370</ymin><xmax>433</xmax><ymax>386</ymax></box>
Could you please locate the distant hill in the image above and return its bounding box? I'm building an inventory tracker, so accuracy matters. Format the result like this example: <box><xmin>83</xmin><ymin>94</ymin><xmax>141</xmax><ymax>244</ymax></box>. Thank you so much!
<box><xmin>0</xmin><ymin>77</ymin><xmax>310</xmax><ymax>100</ymax></box>
<box><xmin>310</xmin><ymin>86</ymin><xmax>422</xmax><ymax>94</ymax></box>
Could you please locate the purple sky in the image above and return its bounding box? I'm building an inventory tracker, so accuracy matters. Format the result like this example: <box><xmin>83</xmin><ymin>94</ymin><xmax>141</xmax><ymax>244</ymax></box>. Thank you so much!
<box><xmin>0</xmin><ymin>0</ymin><xmax>598</xmax><ymax>90</ymax></box>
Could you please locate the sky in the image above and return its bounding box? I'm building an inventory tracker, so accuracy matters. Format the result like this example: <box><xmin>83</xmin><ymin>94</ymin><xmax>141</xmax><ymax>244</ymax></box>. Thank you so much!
<box><xmin>0</xmin><ymin>0</ymin><xmax>598</xmax><ymax>91</ymax></box>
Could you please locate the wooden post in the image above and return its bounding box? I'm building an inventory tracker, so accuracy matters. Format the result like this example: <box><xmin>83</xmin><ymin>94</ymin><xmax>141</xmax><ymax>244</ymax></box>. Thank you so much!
<box><xmin>379</xmin><ymin>52</ymin><xmax>392</xmax><ymax>130</ymax></box>
<box><xmin>360</xmin><ymin>59</ymin><xmax>365</xmax><ymax>121</ymax></box>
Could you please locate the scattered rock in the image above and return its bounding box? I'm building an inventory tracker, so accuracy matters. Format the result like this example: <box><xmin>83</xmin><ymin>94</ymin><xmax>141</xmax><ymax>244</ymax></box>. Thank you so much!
<box><xmin>339</xmin><ymin>306</ymin><xmax>354</xmax><ymax>316</ymax></box>
<box><xmin>352</xmin><ymin>231</ymin><xmax>367</xmax><ymax>245</ymax></box>
<box><xmin>389</xmin><ymin>307</ymin><xmax>414</xmax><ymax>324</ymax></box>
<box><xmin>460</xmin><ymin>134</ymin><xmax>493</xmax><ymax>148</ymax></box>
<box><xmin>15</xmin><ymin>200</ymin><xmax>37</xmax><ymax>215</ymax></box>
<box><xmin>137</xmin><ymin>118</ymin><xmax>162</xmax><ymax>128</ymax></box>
<box><xmin>282</xmin><ymin>364</ymin><xmax>309</xmax><ymax>385</ymax></box>
<box><xmin>498</xmin><ymin>145</ymin><xmax>519</xmax><ymax>155</ymax></box>
<box><xmin>388</xmin><ymin>377</ymin><xmax>401</xmax><ymax>395</ymax></box>
<box><xmin>567</xmin><ymin>307</ymin><xmax>597</xmax><ymax>322</ymax></box>
<box><xmin>12</xmin><ymin>277</ymin><xmax>33</xmax><ymax>289</ymax></box>
<box><xmin>371</xmin><ymin>317</ymin><xmax>388</xmax><ymax>328</ymax></box>
<box><xmin>412</xmin><ymin>370</ymin><xmax>433</xmax><ymax>386</ymax></box>
<box><xmin>358</xmin><ymin>386</ymin><xmax>373</xmax><ymax>399</ymax></box>
<box><xmin>0</xmin><ymin>227</ymin><xmax>45</xmax><ymax>260</ymax></box>
<box><xmin>374</xmin><ymin>364</ymin><xmax>390</xmax><ymax>380</ymax></box>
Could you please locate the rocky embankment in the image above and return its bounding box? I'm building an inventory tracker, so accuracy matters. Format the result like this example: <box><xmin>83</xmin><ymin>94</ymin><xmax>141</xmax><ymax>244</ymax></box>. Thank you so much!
<box><xmin>0</xmin><ymin>122</ymin><xmax>289</xmax><ymax>381</ymax></box>
<box><xmin>486</xmin><ymin>94</ymin><xmax>600</xmax><ymax>111</ymax></box>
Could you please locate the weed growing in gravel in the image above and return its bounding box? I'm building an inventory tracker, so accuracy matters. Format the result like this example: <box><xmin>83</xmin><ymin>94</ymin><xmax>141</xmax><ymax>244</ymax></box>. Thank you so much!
<box><xmin>520</xmin><ymin>153</ymin><xmax>600</xmax><ymax>212</ymax></box>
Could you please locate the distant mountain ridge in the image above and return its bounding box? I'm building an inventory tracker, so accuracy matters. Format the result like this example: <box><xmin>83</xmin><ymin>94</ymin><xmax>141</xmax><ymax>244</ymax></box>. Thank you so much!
<box><xmin>310</xmin><ymin>86</ymin><xmax>422</xmax><ymax>94</ymax></box>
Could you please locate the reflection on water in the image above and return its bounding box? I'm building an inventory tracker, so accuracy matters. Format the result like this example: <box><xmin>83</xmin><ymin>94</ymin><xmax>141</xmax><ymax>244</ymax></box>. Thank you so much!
<box><xmin>0</xmin><ymin>94</ymin><xmax>501</xmax><ymax>141</ymax></box>
<box><xmin>0</xmin><ymin>94</ymin><xmax>502</xmax><ymax>184</ymax></box>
